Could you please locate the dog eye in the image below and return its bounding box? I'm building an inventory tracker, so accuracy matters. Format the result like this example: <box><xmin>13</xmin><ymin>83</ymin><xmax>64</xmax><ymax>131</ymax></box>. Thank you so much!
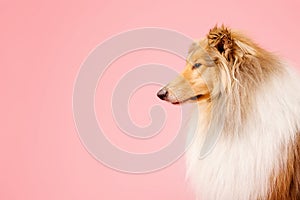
<box><xmin>193</xmin><ymin>63</ymin><xmax>202</xmax><ymax>68</ymax></box>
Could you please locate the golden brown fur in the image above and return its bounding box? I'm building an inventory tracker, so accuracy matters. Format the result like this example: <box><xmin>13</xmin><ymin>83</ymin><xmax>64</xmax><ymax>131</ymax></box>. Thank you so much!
<box><xmin>266</xmin><ymin>133</ymin><xmax>300</xmax><ymax>200</ymax></box>
<box><xmin>203</xmin><ymin>26</ymin><xmax>285</xmax><ymax>134</ymax></box>
<box><xmin>157</xmin><ymin>25</ymin><xmax>300</xmax><ymax>199</ymax></box>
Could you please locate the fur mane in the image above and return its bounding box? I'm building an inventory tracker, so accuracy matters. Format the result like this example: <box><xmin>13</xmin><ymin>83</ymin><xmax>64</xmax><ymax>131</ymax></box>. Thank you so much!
<box><xmin>206</xmin><ymin>26</ymin><xmax>283</xmax><ymax>135</ymax></box>
<box><xmin>186</xmin><ymin>26</ymin><xmax>300</xmax><ymax>200</ymax></box>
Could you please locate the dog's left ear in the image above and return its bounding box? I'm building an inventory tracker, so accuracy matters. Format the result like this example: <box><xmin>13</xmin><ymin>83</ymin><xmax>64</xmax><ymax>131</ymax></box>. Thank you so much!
<box><xmin>188</xmin><ymin>40</ymin><xmax>199</xmax><ymax>54</ymax></box>
<box><xmin>207</xmin><ymin>25</ymin><xmax>234</xmax><ymax>60</ymax></box>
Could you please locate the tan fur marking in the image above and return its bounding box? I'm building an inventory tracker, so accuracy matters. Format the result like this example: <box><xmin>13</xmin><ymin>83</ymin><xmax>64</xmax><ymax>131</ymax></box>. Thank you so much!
<box><xmin>267</xmin><ymin>133</ymin><xmax>300</xmax><ymax>200</ymax></box>
<box><xmin>206</xmin><ymin>26</ymin><xmax>283</xmax><ymax>128</ymax></box>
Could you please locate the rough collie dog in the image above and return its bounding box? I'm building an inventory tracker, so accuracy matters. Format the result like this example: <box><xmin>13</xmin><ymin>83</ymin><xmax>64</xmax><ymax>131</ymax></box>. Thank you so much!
<box><xmin>157</xmin><ymin>26</ymin><xmax>300</xmax><ymax>200</ymax></box>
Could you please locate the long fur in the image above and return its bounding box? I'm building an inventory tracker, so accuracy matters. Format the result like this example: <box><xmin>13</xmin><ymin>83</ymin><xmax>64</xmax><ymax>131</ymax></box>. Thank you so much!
<box><xmin>185</xmin><ymin>26</ymin><xmax>300</xmax><ymax>200</ymax></box>
<box><xmin>158</xmin><ymin>25</ymin><xmax>300</xmax><ymax>200</ymax></box>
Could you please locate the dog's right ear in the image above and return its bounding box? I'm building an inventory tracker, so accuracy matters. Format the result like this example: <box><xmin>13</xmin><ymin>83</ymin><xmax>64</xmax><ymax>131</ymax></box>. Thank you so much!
<box><xmin>207</xmin><ymin>25</ymin><xmax>234</xmax><ymax>60</ymax></box>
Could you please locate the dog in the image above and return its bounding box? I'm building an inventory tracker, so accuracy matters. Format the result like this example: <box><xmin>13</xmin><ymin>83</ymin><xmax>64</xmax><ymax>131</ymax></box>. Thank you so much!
<box><xmin>157</xmin><ymin>25</ymin><xmax>300</xmax><ymax>200</ymax></box>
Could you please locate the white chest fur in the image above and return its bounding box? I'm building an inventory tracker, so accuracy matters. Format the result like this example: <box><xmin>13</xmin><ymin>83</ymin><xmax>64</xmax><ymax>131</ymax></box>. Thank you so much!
<box><xmin>186</xmin><ymin>68</ymin><xmax>300</xmax><ymax>200</ymax></box>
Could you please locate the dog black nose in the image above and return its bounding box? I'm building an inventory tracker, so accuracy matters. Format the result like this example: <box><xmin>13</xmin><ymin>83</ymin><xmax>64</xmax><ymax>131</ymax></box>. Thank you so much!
<box><xmin>157</xmin><ymin>88</ymin><xmax>168</xmax><ymax>100</ymax></box>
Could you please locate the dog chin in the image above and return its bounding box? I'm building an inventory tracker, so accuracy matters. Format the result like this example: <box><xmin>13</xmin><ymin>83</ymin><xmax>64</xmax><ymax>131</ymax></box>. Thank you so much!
<box><xmin>168</xmin><ymin>94</ymin><xmax>205</xmax><ymax>105</ymax></box>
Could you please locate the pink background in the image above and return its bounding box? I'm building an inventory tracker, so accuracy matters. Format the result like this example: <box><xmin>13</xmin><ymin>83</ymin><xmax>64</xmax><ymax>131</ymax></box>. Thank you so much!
<box><xmin>1</xmin><ymin>0</ymin><xmax>300</xmax><ymax>199</ymax></box>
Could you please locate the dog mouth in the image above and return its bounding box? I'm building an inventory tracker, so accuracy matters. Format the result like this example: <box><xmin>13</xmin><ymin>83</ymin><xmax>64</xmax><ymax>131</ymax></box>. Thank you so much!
<box><xmin>172</xmin><ymin>94</ymin><xmax>205</xmax><ymax>105</ymax></box>
<box><xmin>157</xmin><ymin>88</ymin><xmax>209</xmax><ymax>104</ymax></box>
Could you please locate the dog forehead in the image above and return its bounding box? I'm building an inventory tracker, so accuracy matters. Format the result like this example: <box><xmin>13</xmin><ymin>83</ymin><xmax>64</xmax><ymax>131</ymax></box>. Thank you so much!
<box><xmin>188</xmin><ymin>47</ymin><xmax>208</xmax><ymax>62</ymax></box>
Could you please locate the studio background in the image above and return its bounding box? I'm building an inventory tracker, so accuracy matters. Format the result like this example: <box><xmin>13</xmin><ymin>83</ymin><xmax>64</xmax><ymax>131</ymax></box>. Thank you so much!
<box><xmin>1</xmin><ymin>0</ymin><xmax>300</xmax><ymax>199</ymax></box>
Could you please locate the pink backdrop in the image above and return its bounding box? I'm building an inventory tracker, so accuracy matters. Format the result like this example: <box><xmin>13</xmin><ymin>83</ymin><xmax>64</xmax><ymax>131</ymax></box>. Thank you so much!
<box><xmin>1</xmin><ymin>0</ymin><xmax>300</xmax><ymax>199</ymax></box>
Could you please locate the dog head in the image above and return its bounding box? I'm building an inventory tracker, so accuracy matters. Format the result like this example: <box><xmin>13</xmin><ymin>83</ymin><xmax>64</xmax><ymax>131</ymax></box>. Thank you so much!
<box><xmin>157</xmin><ymin>25</ymin><xmax>257</xmax><ymax>104</ymax></box>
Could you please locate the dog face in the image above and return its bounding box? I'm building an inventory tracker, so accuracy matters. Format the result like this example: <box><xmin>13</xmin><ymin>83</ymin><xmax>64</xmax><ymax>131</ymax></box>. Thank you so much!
<box><xmin>157</xmin><ymin>39</ymin><xmax>217</xmax><ymax>104</ymax></box>
<box><xmin>157</xmin><ymin>25</ymin><xmax>250</xmax><ymax>105</ymax></box>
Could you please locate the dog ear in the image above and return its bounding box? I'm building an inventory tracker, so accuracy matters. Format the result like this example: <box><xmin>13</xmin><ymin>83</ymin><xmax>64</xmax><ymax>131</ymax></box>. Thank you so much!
<box><xmin>188</xmin><ymin>40</ymin><xmax>199</xmax><ymax>54</ymax></box>
<box><xmin>207</xmin><ymin>25</ymin><xmax>234</xmax><ymax>59</ymax></box>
